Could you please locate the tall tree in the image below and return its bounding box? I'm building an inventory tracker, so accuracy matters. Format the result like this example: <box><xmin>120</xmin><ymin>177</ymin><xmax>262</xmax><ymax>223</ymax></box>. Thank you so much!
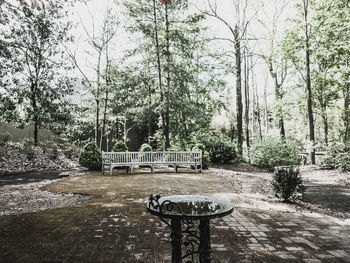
<box><xmin>283</xmin><ymin>0</ymin><xmax>316</xmax><ymax>163</ymax></box>
<box><xmin>257</xmin><ymin>0</ymin><xmax>289</xmax><ymax>138</ymax></box>
<box><xmin>303</xmin><ymin>0</ymin><xmax>316</xmax><ymax>164</ymax></box>
<box><xmin>313</xmin><ymin>0</ymin><xmax>350</xmax><ymax>145</ymax></box>
<box><xmin>65</xmin><ymin>6</ymin><xmax>118</xmax><ymax>148</ymax></box>
<box><xmin>1</xmin><ymin>0</ymin><xmax>75</xmax><ymax>145</ymax></box>
<box><xmin>123</xmin><ymin>0</ymin><xmax>224</xmax><ymax>149</ymax></box>
<box><xmin>200</xmin><ymin>0</ymin><xmax>258</xmax><ymax>155</ymax></box>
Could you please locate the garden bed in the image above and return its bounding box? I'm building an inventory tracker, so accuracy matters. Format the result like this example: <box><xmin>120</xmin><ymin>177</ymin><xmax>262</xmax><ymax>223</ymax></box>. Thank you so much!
<box><xmin>0</xmin><ymin>143</ymin><xmax>80</xmax><ymax>175</ymax></box>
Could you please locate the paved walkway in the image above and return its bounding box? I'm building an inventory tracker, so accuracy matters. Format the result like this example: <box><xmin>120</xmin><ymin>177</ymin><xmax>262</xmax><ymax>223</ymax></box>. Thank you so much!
<box><xmin>0</xmin><ymin>170</ymin><xmax>349</xmax><ymax>262</ymax></box>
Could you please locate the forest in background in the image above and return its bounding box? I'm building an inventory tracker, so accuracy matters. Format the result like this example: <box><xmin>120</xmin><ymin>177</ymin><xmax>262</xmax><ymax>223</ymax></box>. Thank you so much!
<box><xmin>0</xmin><ymin>0</ymin><xmax>349</xmax><ymax>169</ymax></box>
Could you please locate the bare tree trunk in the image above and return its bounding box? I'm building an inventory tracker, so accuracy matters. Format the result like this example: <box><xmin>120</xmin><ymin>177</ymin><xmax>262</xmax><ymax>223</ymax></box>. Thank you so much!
<box><xmin>29</xmin><ymin>82</ymin><xmax>39</xmax><ymax>145</ymax></box>
<box><xmin>234</xmin><ymin>25</ymin><xmax>243</xmax><ymax>155</ymax></box>
<box><xmin>344</xmin><ymin>82</ymin><xmax>350</xmax><ymax>144</ymax></box>
<box><xmin>100</xmin><ymin>47</ymin><xmax>111</xmax><ymax>150</ymax></box>
<box><xmin>268</xmin><ymin>62</ymin><xmax>285</xmax><ymax>138</ymax></box>
<box><xmin>252</xmin><ymin>67</ymin><xmax>262</xmax><ymax>141</ymax></box>
<box><xmin>264</xmin><ymin>76</ymin><xmax>269</xmax><ymax>133</ymax></box>
<box><xmin>252</xmin><ymin>68</ymin><xmax>256</xmax><ymax>137</ymax></box>
<box><xmin>147</xmin><ymin>81</ymin><xmax>153</xmax><ymax>145</ymax></box>
<box><xmin>304</xmin><ymin>0</ymin><xmax>315</xmax><ymax>164</ymax></box>
<box><xmin>164</xmin><ymin>2</ymin><xmax>170</xmax><ymax>149</ymax></box>
<box><xmin>256</xmin><ymin>84</ymin><xmax>263</xmax><ymax>141</ymax></box>
<box><xmin>152</xmin><ymin>0</ymin><xmax>166</xmax><ymax>150</ymax></box>
<box><xmin>244</xmin><ymin>49</ymin><xmax>250</xmax><ymax>150</ymax></box>
<box><xmin>95</xmin><ymin>51</ymin><xmax>102</xmax><ymax>147</ymax></box>
<box><xmin>317</xmin><ymin>86</ymin><xmax>328</xmax><ymax>146</ymax></box>
<box><xmin>321</xmin><ymin>107</ymin><xmax>328</xmax><ymax>145</ymax></box>
<box><xmin>100</xmin><ymin>89</ymin><xmax>109</xmax><ymax>150</ymax></box>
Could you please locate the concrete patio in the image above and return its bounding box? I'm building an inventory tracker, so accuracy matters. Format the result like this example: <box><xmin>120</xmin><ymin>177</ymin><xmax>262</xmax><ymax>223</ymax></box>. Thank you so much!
<box><xmin>0</xmin><ymin>170</ymin><xmax>349</xmax><ymax>262</ymax></box>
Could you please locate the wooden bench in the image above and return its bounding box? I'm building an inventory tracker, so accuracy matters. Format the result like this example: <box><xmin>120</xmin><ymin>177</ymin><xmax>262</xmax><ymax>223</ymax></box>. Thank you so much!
<box><xmin>298</xmin><ymin>152</ymin><xmax>326</xmax><ymax>165</ymax></box>
<box><xmin>102</xmin><ymin>151</ymin><xmax>202</xmax><ymax>176</ymax></box>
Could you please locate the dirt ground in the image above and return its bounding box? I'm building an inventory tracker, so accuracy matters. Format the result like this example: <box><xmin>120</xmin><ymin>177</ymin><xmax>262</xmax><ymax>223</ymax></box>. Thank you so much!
<box><xmin>0</xmin><ymin>165</ymin><xmax>349</xmax><ymax>220</ymax></box>
<box><xmin>214</xmin><ymin>164</ymin><xmax>350</xmax><ymax>220</ymax></box>
<box><xmin>0</xmin><ymin>166</ymin><xmax>350</xmax><ymax>262</ymax></box>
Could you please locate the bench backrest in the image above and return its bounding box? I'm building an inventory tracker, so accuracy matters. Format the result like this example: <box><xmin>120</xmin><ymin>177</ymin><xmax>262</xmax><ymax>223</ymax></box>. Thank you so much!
<box><xmin>102</xmin><ymin>151</ymin><xmax>202</xmax><ymax>164</ymax></box>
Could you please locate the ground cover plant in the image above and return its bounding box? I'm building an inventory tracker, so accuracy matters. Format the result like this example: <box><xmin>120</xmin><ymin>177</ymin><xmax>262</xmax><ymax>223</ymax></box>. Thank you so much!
<box><xmin>0</xmin><ymin>132</ymin><xmax>13</xmax><ymax>147</ymax></box>
<box><xmin>271</xmin><ymin>166</ymin><xmax>305</xmax><ymax>202</ymax></box>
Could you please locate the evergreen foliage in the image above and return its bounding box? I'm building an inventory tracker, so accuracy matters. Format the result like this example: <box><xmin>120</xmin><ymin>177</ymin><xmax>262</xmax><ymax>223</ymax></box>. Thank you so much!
<box><xmin>200</xmin><ymin>134</ymin><xmax>237</xmax><ymax>164</ymax></box>
<box><xmin>323</xmin><ymin>143</ymin><xmax>350</xmax><ymax>171</ymax></box>
<box><xmin>112</xmin><ymin>140</ymin><xmax>128</xmax><ymax>152</ymax></box>
<box><xmin>139</xmin><ymin>143</ymin><xmax>152</xmax><ymax>152</ymax></box>
<box><xmin>21</xmin><ymin>137</ymin><xmax>35</xmax><ymax>148</ymax></box>
<box><xmin>0</xmin><ymin>1</ymin><xmax>75</xmax><ymax>145</ymax></box>
<box><xmin>271</xmin><ymin>166</ymin><xmax>305</xmax><ymax>202</ymax></box>
<box><xmin>119</xmin><ymin>0</ymin><xmax>225</xmax><ymax>150</ymax></box>
<box><xmin>192</xmin><ymin>143</ymin><xmax>210</xmax><ymax>169</ymax></box>
<box><xmin>201</xmin><ymin>151</ymin><xmax>211</xmax><ymax>169</ymax></box>
<box><xmin>0</xmin><ymin>132</ymin><xmax>13</xmax><ymax>146</ymax></box>
<box><xmin>78</xmin><ymin>142</ymin><xmax>102</xmax><ymax>170</ymax></box>
<box><xmin>250</xmin><ymin>137</ymin><xmax>300</xmax><ymax>170</ymax></box>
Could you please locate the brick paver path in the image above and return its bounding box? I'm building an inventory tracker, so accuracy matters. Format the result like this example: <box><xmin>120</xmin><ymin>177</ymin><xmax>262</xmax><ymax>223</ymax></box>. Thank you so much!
<box><xmin>0</xmin><ymin>170</ymin><xmax>349</xmax><ymax>262</ymax></box>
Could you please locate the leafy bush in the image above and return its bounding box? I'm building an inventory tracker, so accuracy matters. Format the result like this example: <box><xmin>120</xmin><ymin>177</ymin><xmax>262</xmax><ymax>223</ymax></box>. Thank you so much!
<box><xmin>21</xmin><ymin>137</ymin><xmax>35</xmax><ymax>148</ymax></box>
<box><xmin>139</xmin><ymin>143</ymin><xmax>152</xmax><ymax>152</ymax></box>
<box><xmin>201</xmin><ymin>134</ymin><xmax>237</xmax><ymax>164</ymax></box>
<box><xmin>250</xmin><ymin>137</ymin><xmax>300</xmax><ymax>170</ymax></box>
<box><xmin>62</xmin><ymin>143</ymin><xmax>80</xmax><ymax>160</ymax></box>
<box><xmin>168</xmin><ymin>143</ymin><xmax>183</xmax><ymax>151</ymax></box>
<box><xmin>43</xmin><ymin>142</ymin><xmax>59</xmax><ymax>160</ymax></box>
<box><xmin>271</xmin><ymin>166</ymin><xmax>305</xmax><ymax>202</ymax></box>
<box><xmin>192</xmin><ymin>144</ymin><xmax>210</xmax><ymax>169</ymax></box>
<box><xmin>0</xmin><ymin>131</ymin><xmax>13</xmax><ymax>146</ymax></box>
<box><xmin>322</xmin><ymin>143</ymin><xmax>350</xmax><ymax>171</ymax></box>
<box><xmin>19</xmin><ymin>137</ymin><xmax>36</xmax><ymax>160</ymax></box>
<box><xmin>201</xmin><ymin>151</ymin><xmax>211</xmax><ymax>169</ymax></box>
<box><xmin>78</xmin><ymin>141</ymin><xmax>102</xmax><ymax>170</ymax></box>
<box><xmin>112</xmin><ymin>140</ymin><xmax>128</xmax><ymax>152</ymax></box>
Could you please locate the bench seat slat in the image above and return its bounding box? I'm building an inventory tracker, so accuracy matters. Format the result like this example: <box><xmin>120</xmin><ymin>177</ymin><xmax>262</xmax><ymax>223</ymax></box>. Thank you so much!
<box><xmin>102</xmin><ymin>151</ymin><xmax>202</xmax><ymax>176</ymax></box>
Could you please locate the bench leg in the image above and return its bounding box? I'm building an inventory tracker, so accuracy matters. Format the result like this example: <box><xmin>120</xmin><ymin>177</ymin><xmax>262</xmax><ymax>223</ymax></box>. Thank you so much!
<box><xmin>131</xmin><ymin>165</ymin><xmax>133</xmax><ymax>174</ymax></box>
<box><xmin>195</xmin><ymin>164</ymin><xmax>198</xmax><ymax>174</ymax></box>
<box><xmin>151</xmin><ymin>165</ymin><xmax>154</xmax><ymax>174</ymax></box>
<box><xmin>174</xmin><ymin>164</ymin><xmax>177</xmax><ymax>173</ymax></box>
<box><xmin>109</xmin><ymin>165</ymin><xmax>113</xmax><ymax>176</ymax></box>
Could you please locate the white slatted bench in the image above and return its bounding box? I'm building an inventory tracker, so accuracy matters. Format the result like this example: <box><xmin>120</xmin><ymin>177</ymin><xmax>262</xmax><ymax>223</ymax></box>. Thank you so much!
<box><xmin>102</xmin><ymin>151</ymin><xmax>202</xmax><ymax>176</ymax></box>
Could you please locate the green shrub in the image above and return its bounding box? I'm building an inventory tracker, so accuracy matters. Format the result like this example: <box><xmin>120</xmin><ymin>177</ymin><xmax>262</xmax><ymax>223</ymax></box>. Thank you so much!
<box><xmin>43</xmin><ymin>142</ymin><xmax>59</xmax><ymax>160</ymax></box>
<box><xmin>201</xmin><ymin>151</ymin><xmax>211</xmax><ymax>169</ymax></box>
<box><xmin>21</xmin><ymin>137</ymin><xmax>35</xmax><ymax>148</ymax></box>
<box><xmin>168</xmin><ymin>144</ymin><xmax>183</xmax><ymax>151</ymax></box>
<box><xmin>192</xmin><ymin>144</ymin><xmax>211</xmax><ymax>169</ymax></box>
<box><xmin>78</xmin><ymin>141</ymin><xmax>102</xmax><ymax>170</ymax></box>
<box><xmin>201</xmin><ymin>134</ymin><xmax>236</xmax><ymax>164</ymax></box>
<box><xmin>112</xmin><ymin>140</ymin><xmax>128</xmax><ymax>152</ymax></box>
<box><xmin>0</xmin><ymin>131</ymin><xmax>13</xmax><ymax>146</ymax></box>
<box><xmin>322</xmin><ymin>143</ymin><xmax>350</xmax><ymax>171</ymax></box>
<box><xmin>250</xmin><ymin>137</ymin><xmax>300</xmax><ymax>170</ymax></box>
<box><xmin>191</xmin><ymin>143</ymin><xmax>205</xmax><ymax>152</ymax></box>
<box><xmin>60</xmin><ymin>143</ymin><xmax>80</xmax><ymax>159</ymax></box>
<box><xmin>271</xmin><ymin>166</ymin><xmax>305</xmax><ymax>202</ymax></box>
<box><xmin>139</xmin><ymin>143</ymin><xmax>152</xmax><ymax>152</ymax></box>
